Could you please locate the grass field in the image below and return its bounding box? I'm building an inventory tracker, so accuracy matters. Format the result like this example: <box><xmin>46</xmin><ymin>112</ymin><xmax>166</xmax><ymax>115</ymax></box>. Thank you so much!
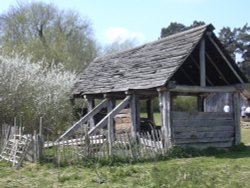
<box><xmin>1</xmin><ymin>147</ymin><xmax>250</xmax><ymax>188</ymax></box>
<box><xmin>0</xmin><ymin>122</ymin><xmax>250</xmax><ymax>187</ymax></box>
<box><xmin>242</xmin><ymin>127</ymin><xmax>250</xmax><ymax>144</ymax></box>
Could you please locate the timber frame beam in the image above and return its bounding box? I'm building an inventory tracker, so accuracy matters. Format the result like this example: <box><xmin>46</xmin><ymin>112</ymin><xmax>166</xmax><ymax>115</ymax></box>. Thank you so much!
<box><xmin>168</xmin><ymin>84</ymin><xmax>243</xmax><ymax>93</ymax></box>
<box><xmin>158</xmin><ymin>89</ymin><xmax>172</xmax><ymax>148</ymax></box>
<box><xmin>208</xmin><ymin>35</ymin><xmax>244</xmax><ymax>83</ymax></box>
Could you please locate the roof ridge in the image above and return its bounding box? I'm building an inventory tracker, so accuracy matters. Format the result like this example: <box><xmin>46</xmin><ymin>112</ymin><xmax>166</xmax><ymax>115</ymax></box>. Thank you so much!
<box><xmin>97</xmin><ymin>24</ymin><xmax>213</xmax><ymax>61</ymax></box>
<box><xmin>161</xmin><ymin>23</ymin><xmax>213</xmax><ymax>40</ymax></box>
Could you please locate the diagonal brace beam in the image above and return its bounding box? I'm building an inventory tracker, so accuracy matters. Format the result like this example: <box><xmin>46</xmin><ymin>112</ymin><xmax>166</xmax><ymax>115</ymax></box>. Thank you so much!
<box><xmin>57</xmin><ymin>99</ymin><xmax>108</xmax><ymax>141</ymax></box>
<box><xmin>88</xmin><ymin>96</ymin><xmax>131</xmax><ymax>136</ymax></box>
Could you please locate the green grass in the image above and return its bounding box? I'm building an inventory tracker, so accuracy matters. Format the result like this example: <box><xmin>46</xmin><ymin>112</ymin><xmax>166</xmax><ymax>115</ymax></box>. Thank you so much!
<box><xmin>241</xmin><ymin>126</ymin><xmax>250</xmax><ymax>145</ymax></box>
<box><xmin>1</xmin><ymin>148</ymin><xmax>250</xmax><ymax>187</ymax></box>
<box><xmin>140</xmin><ymin>112</ymin><xmax>161</xmax><ymax>126</ymax></box>
<box><xmin>1</xmin><ymin>116</ymin><xmax>250</xmax><ymax>187</ymax></box>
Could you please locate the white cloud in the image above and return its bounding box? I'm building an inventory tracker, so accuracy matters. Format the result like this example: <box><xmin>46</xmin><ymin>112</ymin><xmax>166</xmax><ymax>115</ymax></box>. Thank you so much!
<box><xmin>104</xmin><ymin>27</ymin><xmax>145</xmax><ymax>44</ymax></box>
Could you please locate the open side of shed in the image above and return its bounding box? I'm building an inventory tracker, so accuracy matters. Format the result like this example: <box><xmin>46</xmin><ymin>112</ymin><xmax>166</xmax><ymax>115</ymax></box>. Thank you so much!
<box><xmin>59</xmin><ymin>24</ymin><xmax>248</xmax><ymax>149</ymax></box>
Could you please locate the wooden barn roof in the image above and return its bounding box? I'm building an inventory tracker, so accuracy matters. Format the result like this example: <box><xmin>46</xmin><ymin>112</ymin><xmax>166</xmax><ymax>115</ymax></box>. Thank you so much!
<box><xmin>73</xmin><ymin>24</ymin><xmax>248</xmax><ymax>97</ymax></box>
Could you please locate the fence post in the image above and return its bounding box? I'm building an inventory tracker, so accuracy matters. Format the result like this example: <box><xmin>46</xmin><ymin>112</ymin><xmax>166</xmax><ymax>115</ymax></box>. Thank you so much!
<box><xmin>107</xmin><ymin>98</ymin><xmax>115</xmax><ymax>156</ymax></box>
<box><xmin>38</xmin><ymin>117</ymin><xmax>43</xmax><ymax>160</ymax></box>
<box><xmin>33</xmin><ymin>130</ymin><xmax>37</xmax><ymax>162</ymax></box>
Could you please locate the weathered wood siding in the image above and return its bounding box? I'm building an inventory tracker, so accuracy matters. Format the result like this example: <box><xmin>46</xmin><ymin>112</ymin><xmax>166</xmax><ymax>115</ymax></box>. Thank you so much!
<box><xmin>204</xmin><ymin>93</ymin><xmax>232</xmax><ymax>112</ymax></box>
<box><xmin>204</xmin><ymin>93</ymin><xmax>247</xmax><ymax>112</ymax></box>
<box><xmin>172</xmin><ymin>111</ymin><xmax>234</xmax><ymax>148</ymax></box>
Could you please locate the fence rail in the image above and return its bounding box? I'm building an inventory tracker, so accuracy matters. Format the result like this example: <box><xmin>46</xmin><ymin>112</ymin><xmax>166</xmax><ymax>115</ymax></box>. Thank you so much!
<box><xmin>42</xmin><ymin>129</ymin><xmax>165</xmax><ymax>165</ymax></box>
<box><xmin>1</xmin><ymin>120</ymin><xmax>167</xmax><ymax>166</ymax></box>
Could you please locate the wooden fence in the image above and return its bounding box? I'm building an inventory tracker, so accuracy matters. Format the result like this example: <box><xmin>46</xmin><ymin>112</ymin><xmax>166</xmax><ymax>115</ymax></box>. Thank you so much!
<box><xmin>42</xmin><ymin>129</ymin><xmax>165</xmax><ymax>165</ymax></box>
<box><xmin>0</xmin><ymin>120</ymin><xmax>43</xmax><ymax>164</ymax></box>
<box><xmin>0</xmin><ymin>117</ymin><xmax>167</xmax><ymax>166</ymax></box>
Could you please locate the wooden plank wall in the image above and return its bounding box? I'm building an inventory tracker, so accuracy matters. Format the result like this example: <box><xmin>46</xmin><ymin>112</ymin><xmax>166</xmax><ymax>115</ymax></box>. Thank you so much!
<box><xmin>204</xmin><ymin>93</ymin><xmax>232</xmax><ymax>112</ymax></box>
<box><xmin>172</xmin><ymin>111</ymin><xmax>234</xmax><ymax>148</ymax></box>
<box><xmin>204</xmin><ymin>93</ymin><xmax>247</xmax><ymax>112</ymax></box>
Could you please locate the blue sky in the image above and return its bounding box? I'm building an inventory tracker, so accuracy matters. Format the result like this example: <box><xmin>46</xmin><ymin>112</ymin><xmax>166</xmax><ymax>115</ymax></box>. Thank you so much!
<box><xmin>0</xmin><ymin>0</ymin><xmax>249</xmax><ymax>46</ymax></box>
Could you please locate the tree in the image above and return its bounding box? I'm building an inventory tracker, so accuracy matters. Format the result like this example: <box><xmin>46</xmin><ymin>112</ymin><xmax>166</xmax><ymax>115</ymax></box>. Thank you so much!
<box><xmin>218</xmin><ymin>24</ymin><xmax>250</xmax><ymax>78</ymax></box>
<box><xmin>0</xmin><ymin>2</ymin><xmax>98</xmax><ymax>72</ymax></box>
<box><xmin>161</xmin><ymin>22</ymin><xmax>186</xmax><ymax>38</ymax></box>
<box><xmin>160</xmin><ymin>21</ymin><xmax>205</xmax><ymax>38</ymax></box>
<box><xmin>0</xmin><ymin>53</ymin><xmax>76</xmax><ymax>134</ymax></box>
<box><xmin>236</xmin><ymin>24</ymin><xmax>250</xmax><ymax>62</ymax></box>
<box><xmin>218</xmin><ymin>27</ymin><xmax>238</xmax><ymax>60</ymax></box>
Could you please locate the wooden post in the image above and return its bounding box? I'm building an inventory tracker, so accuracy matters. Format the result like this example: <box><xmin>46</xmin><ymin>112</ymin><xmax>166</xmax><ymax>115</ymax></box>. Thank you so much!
<box><xmin>107</xmin><ymin>98</ymin><xmax>115</xmax><ymax>155</ymax></box>
<box><xmin>38</xmin><ymin>117</ymin><xmax>43</xmax><ymax>160</ymax></box>
<box><xmin>130</xmin><ymin>94</ymin><xmax>140</xmax><ymax>140</ymax></box>
<box><xmin>14</xmin><ymin>117</ymin><xmax>17</xmax><ymax>135</ymax></box>
<box><xmin>197</xmin><ymin>96</ymin><xmax>204</xmax><ymax>112</ymax></box>
<box><xmin>86</xmin><ymin>96</ymin><xmax>95</xmax><ymax>128</ymax></box>
<box><xmin>200</xmin><ymin>38</ymin><xmax>206</xmax><ymax>87</ymax></box>
<box><xmin>19</xmin><ymin>116</ymin><xmax>22</xmax><ymax>137</ymax></box>
<box><xmin>158</xmin><ymin>89</ymin><xmax>172</xmax><ymax>148</ymax></box>
<box><xmin>33</xmin><ymin>130</ymin><xmax>37</xmax><ymax>162</ymax></box>
<box><xmin>146</xmin><ymin>99</ymin><xmax>154</xmax><ymax>122</ymax></box>
<box><xmin>233</xmin><ymin>92</ymin><xmax>241</xmax><ymax>145</ymax></box>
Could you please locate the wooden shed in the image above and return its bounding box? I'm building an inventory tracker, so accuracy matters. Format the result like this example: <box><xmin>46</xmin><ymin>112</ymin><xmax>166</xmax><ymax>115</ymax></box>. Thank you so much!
<box><xmin>59</xmin><ymin>24</ymin><xmax>248</xmax><ymax>148</ymax></box>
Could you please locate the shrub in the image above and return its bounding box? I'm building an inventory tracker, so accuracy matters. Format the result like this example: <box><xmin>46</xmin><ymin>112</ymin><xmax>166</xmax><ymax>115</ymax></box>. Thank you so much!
<box><xmin>0</xmin><ymin>54</ymin><xmax>76</xmax><ymax>134</ymax></box>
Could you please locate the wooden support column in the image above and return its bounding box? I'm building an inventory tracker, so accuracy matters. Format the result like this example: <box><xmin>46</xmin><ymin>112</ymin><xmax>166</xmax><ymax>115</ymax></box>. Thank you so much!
<box><xmin>130</xmin><ymin>94</ymin><xmax>140</xmax><ymax>140</ymax></box>
<box><xmin>158</xmin><ymin>89</ymin><xmax>172</xmax><ymax>148</ymax></box>
<box><xmin>200</xmin><ymin>38</ymin><xmax>206</xmax><ymax>87</ymax></box>
<box><xmin>233</xmin><ymin>92</ymin><xmax>241</xmax><ymax>145</ymax></box>
<box><xmin>197</xmin><ymin>96</ymin><xmax>204</xmax><ymax>112</ymax></box>
<box><xmin>86</xmin><ymin>96</ymin><xmax>95</xmax><ymax>128</ymax></box>
<box><xmin>107</xmin><ymin>98</ymin><xmax>115</xmax><ymax>155</ymax></box>
<box><xmin>146</xmin><ymin>99</ymin><xmax>154</xmax><ymax>122</ymax></box>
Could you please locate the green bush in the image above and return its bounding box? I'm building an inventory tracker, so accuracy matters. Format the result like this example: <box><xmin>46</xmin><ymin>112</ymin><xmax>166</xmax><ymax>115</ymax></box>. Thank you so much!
<box><xmin>173</xmin><ymin>96</ymin><xmax>198</xmax><ymax>112</ymax></box>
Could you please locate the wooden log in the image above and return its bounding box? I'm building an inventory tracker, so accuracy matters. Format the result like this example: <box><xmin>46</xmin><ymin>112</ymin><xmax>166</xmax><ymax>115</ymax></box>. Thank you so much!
<box><xmin>174</xmin><ymin>137</ymin><xmax>234</xmax><ymax>144</ymax></box>
<box><xmin>139</xmin><ymin>133</ymin><xmax>147</xmax><ymax>157</ymax></box>
<box><xmin>173</xmin><ymin>131</ymin><xmax>234</xmax><ymax>139</ymax></box>
<box><xmin>199</xmin><ymin>38</ymin><xmax>206</xmax><ymax>87</ymax></box>
<box><xmin>107</xmin><ymin>98</ymin><xmax>115</xmax><ymax>156</ymax></box>
<box><xmin>88</xmin><ymin>96</ymin><xmax>131</xmax><ymax>135</ymax></box>
<box><xmin>205</xmin><ymin>52</ymin><xmax>230</xmax><ymax>85</ymax></box>
<box><xmin>130</xmin><ymin>94</ymin><xmax>140</xmax><ymax>140</ymax></box>
<box><xmin>173</xmin><ymin>125</ymin><xmax>234</xmax><ymax>132</ymax></box>
<box><xmin>197</xmin><ymin>96</ymin><xmax>204</xmax><ymax>112</ymax></box>
<box><xmin>190</xmin><ymin>55</ymin><xmax>213</xmax><ymax>85</ymax></box>
<box><xmin>57</xmin><ymin>99</ymin><xmax>108</xmax><ymax>141</ymax></box>
<box><xmin>86</xmin><ymin>96</ymin><xmax>95</xmax><ymax>128</ymax></box>
<box><xmin>172</xmin><ymin>111</ymin><xmax>233</xmax><ymax>120</ymax></box>
<box><xmin>158</xmin><ymin>90</ymin><xmax>172</xmax><ymax>148</ymax></box>
<box><xmin>169</xmin><ymin>85</ymin><xmax>239</xmax><ymax>93</ymax></box>
<box><xmin>180</xmin><ymin>67</ymin><xmax>197</xmax><ymax>85</ymax></box>
<box><xmin>108</xmin><ymin>115</ymin><xmax>113</xmax><ymax>156</ymax></box>
<box><xmin>127</xmin><ymin>132</ymin><xmax>135</xmax><ymax>159</ymax></box>
<box><xmin>115</xmin><ymin>134</ymin><xmax>122</xmax><ymax>157</ymax></box>
<box><xmin>173</xmin><ymin>119</ymin><xmax>234</xmax><ymax>127</ymax></box>
<box><xmin>233</xmin><ymin>92</ymin><xmax>241</xmax><ymax>144</ymax></box>
<box><xmin>208</xmin><ymin>35</ymin><xmax>244</xmax><ymax>83</ymax></box>
<box><xmin>146</xmin><ymin>99</ymin><xmax>154</xmax><ymax>122</ymax></box>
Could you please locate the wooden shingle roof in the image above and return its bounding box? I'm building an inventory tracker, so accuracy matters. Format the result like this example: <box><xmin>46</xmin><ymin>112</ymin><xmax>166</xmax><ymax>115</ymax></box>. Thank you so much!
<box><xmin>73</xmin><ymin>24</ymin><xmax>245</xmax><ymax>97</ymax></box>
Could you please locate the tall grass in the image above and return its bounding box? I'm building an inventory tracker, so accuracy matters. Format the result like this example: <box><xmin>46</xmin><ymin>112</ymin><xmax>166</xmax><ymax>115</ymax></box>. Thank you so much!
<box><xmin>1</xmin><ymin>147</ymin><xmax>250</xmax><ymax>187</ymax></box>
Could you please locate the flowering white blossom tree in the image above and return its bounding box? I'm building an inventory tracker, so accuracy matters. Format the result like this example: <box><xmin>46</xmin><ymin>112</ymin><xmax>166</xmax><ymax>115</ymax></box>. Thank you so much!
<box><xmin>0</xmin><ymin>54</ymin><xmax>76</xmax><ymax>134</ymax></box>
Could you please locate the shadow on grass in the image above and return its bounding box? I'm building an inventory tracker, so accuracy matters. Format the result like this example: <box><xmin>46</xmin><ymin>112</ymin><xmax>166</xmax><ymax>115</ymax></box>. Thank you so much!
<box><xmin>39</xmin><ymin>143</ymin><xmax>250</xmax><ymax>168</ymax></box>
<box><xmin>166</xmin><ymin>143</ymin><xmax>250</xmax><ymax>160</ymax></box>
